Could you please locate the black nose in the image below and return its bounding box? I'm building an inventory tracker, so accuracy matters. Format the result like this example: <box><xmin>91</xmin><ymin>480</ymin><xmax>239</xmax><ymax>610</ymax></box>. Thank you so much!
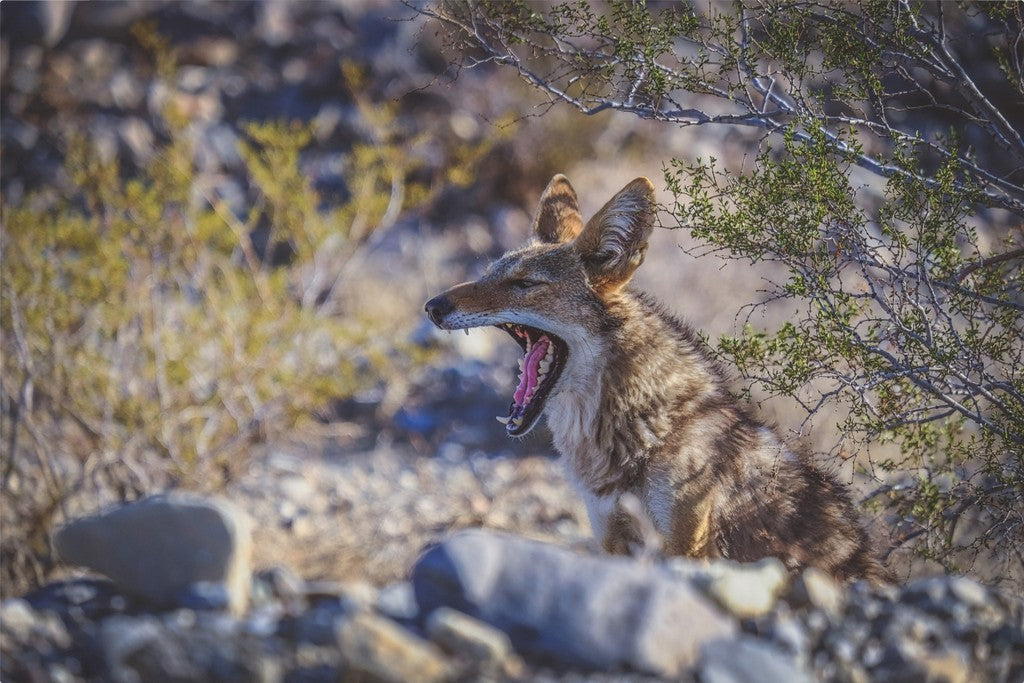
<box><xmin>424</xmin><ymin>295</ymin><xmax>453</xmax><ymax>327</ymax></box>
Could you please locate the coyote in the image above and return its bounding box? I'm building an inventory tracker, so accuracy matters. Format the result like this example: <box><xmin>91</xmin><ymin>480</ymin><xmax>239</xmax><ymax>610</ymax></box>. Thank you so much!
<box><xmin>425</xmin><ymin>174</ymin><xmax>889</xmax><ymax>582</ymax></box>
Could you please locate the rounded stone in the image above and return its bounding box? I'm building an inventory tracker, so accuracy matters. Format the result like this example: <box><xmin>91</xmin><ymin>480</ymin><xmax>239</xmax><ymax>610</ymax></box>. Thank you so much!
<box><xmin>53</xmin><ymin>493</ymin><xmax>253</xmax><ymax>615</ymax></box>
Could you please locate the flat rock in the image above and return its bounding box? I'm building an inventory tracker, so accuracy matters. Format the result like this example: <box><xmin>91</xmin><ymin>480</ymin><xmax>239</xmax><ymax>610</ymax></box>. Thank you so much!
<box><xmin>0</xmin><ymin>599</ymin><xmax>37</xmax><ymax>642</ymax></box>
<box><xmin>377</xmin><ymin>582</ymin><xmax>419</xmax><ymax>621</ymax></box>
<box><xmin>947</xmin><ymin>575</ymin><xmax>989</xmax><ymax>609</ymax></box>
<box><xmin>101</xmin><ymin>614</ymin><xmax>278</xmax><ymax>683</ymax></box>
<box><xmin>336</xmin><ymin>612</ymin><xmax>450</xmax><ymax>683</ymax></box>
<box><xmin>54</xmin><ymin>493</ymin><xmax>253</xmax><ymax>614</ymax></box>
<box><xmin>789</xmin><ymin>567</ymin><xmax>845</xmax><ymax>616</ymax></box>
<box><xmin>917</xmin><ymin>647</ymin><xmax>971</xmax><ymax>683</ymax></box>
<box><xmin>412</xmin><ymin>529</ymin><xmax>735</xmax><ymax>676</ymax></box>
<box><xmin>101</xmin><ymin>616</ymin><xmax>198</xmax><ymax>682</ymax></box>
<box><xmin>426</xmin><ymin>606</ymin><xmax>513</xmax><ymax>662</ymax></box>
<box><xmin>699</xmin><ymin>636</ymin><xmax>814</xmax><ymax>683</ymax></box>
<box><xmin>703</xmin><ymin>558</ymin><xmax>788</xmax><ymax>619</ymax></box>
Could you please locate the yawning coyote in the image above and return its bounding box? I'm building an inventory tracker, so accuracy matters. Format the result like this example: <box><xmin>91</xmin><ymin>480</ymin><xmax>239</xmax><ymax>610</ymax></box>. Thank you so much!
<box><xmin>425</xmin><ymin>174</ymin><xmax>889</xmax><ymax>582</ymax></box>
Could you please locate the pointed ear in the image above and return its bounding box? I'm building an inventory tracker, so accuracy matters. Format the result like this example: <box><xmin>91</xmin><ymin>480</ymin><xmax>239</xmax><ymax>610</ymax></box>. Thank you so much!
<box><xmin>533</xmin><ymin>174</ymin><xmax>584</xmax><ymax>244</ymax></box>
<box><xmin>574</xmin><ymin>177</ymin><xmax>656</xmax><ymax>291</ymax></box>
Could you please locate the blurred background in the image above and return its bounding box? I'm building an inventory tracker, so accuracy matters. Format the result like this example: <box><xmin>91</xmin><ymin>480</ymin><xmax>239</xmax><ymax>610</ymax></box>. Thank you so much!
<box><xmin>2</xmin><ymin>1</ymin><xmax>883</xmax><ymax>598</ymax></box>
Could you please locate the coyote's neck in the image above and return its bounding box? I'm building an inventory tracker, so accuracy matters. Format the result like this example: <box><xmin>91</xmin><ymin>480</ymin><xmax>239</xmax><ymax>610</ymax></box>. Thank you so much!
<box><xmin>546</xmin><ymin>293</ymin><xmax>718</xmax><ymax>496</ymax></box>
<box><xmin>545</xmin><ymin>335</ymin><xmax>607</xmax><ymax>489</ymax></box>
<box><xmin>547</xmin><ymin>381</ymin><xmax>604</xmax><ymax>487</ymax></box>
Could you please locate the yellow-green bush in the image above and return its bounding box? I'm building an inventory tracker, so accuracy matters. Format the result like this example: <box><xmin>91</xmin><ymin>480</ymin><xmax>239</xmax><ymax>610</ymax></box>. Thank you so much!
<box><xmin>0</xmin><ymin>76</ymin><xmax>485</xmax><ymax>595</ymax></box>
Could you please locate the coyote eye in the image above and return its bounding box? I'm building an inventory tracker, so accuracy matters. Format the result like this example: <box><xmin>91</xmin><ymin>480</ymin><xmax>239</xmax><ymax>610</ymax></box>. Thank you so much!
<box><xmin>511</xmin><ymin>279</ymin><xmax>544</xmax><ymax>290</ymax></box>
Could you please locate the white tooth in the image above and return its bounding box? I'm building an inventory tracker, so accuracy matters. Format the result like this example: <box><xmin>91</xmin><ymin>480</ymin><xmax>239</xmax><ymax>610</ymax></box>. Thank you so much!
<box><xmin>512</xmin><ymin>417</ymin><xmax>523</xmax><ymax>426</ymax></box>
<box><xmin>539</xmin><ymin>359</ymin><xmax>551</xmax><ymax>373</ymax></box>
<box><xmin>495</xmin><ymin>416</ymin><xmax>510</xmax><ymax>425</ymax></box>
<box><xmin>517</xmin><ymin>358</ymin><xmax>525</xmax><ymax>371</ymax></box>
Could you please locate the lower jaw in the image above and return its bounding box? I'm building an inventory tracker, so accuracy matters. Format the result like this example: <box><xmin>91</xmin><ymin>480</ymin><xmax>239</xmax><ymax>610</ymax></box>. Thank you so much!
<box><xmin>506</xmin><ymin>408</ymin><xmax>544</xmax><ymax>436</ymax></box>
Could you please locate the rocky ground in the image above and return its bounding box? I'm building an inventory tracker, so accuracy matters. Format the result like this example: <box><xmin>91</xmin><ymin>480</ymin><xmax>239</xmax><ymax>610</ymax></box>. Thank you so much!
<box><xmin>5</xmin><ymin>3</ymin><xmax>1023</xmax><ymax>681</ymax></box>
<box><xmin>3</xmin><ymin>494</ymin><xmax>1022</xmax><ymax>682</ymax></box>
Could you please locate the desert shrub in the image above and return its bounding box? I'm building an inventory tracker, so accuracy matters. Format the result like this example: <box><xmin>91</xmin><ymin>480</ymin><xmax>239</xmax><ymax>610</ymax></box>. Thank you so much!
<box><xmin>425</xmin><ymin>0</ymin><xmax>1023</xmax><ymax>583</ymax></box>
<box><xmin>0</xmin><ymin>47</ymin><xmax>485</xmax><ymax>596</ymax></box>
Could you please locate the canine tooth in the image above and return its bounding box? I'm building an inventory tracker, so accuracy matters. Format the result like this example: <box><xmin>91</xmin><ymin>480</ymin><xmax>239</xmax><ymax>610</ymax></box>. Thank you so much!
<box><xmin>517</xmin><ymin>358</ymin><xmax>525</xmax><ymax>371</ymax></box>
<box><xmin>512</xmin><ymin>416</ymin><xmax>523</xmax><ymax>426</ymax></box>
<box><xmin>495</xmin><ymin>416</ymin><xmax>510</xmax><ymax>425</ymax></box>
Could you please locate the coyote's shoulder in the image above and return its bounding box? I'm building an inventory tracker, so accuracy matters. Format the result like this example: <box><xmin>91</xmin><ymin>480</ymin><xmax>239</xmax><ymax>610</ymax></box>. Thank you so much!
<box><xmin>426</xmin><ymin>174</ymin><xmax>890</xmax><ymax>583</ymax></box>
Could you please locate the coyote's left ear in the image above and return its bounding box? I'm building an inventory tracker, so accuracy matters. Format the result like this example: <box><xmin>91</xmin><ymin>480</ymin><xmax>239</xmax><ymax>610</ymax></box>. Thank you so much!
<box><xmin>533</xmin><ymin>174</ymin><xmax>584</xmax><ymax>244</ymax></box>
<box><xmin>575</xmin><ymin>177</ymin><xmax>656</xmax><ymax>292</ymax></box>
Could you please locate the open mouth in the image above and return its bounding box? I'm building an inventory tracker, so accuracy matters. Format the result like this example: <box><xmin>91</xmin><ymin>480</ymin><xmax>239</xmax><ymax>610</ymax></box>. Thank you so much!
<box><xmin>493</xmin><ymin>323</ymin><xmax>568</xmax><ymax>436</ymax></box>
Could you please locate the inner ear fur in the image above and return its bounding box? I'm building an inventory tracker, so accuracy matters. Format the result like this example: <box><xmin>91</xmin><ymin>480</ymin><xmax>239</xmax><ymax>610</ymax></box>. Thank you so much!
<box><xmin>575</xmin><ymin>177</ymin><xmax>656</xmax><ymax>290</ymax></box>
<box><xmin>533</xmin><ymin>174</ymin><xmax>584</xmax><ymax>244</ymax></box>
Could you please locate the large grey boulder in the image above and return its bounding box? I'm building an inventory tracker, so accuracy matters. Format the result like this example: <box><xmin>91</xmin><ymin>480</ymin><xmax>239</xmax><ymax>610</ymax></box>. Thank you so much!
<box><xmin>54</xmin><ymin>493</ymin><xmax>253</xmax><ymax>614</ymax></box>
<box><xmin>412</xmin><ymin>529</ymin><xmax>735</xmax><ymax>677</ymax></box>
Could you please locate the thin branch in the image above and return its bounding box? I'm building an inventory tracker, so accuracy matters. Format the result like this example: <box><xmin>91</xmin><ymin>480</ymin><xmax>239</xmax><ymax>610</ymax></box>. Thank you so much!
<box><xmin>954</xmin><ymin>245</ymin><xmax>1024</xmax><ymax>283</ymax></box>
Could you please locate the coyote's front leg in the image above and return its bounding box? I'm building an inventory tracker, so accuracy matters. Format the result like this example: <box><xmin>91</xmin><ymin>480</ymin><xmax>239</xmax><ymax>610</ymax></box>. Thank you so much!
<box><xmin>601</xmin><ymin>507</ymin><xmax>637</xmax><ymax>555</ymax></box>
<box><xmin>602</xmin><ymin>493</ymin><xmax>664</xmax><ymax>558</ymax></box>
<box><xmin>664</xmin><ymin>489</ymin><xmax>717</xmax><ymax>558</ymax></box>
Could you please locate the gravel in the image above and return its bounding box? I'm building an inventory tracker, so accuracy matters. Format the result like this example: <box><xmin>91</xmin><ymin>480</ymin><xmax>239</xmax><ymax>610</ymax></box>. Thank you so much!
<box><xmin>229</xmin><ymin>440</ymin><xmax>592</xmax><ymax>589</ymax></box>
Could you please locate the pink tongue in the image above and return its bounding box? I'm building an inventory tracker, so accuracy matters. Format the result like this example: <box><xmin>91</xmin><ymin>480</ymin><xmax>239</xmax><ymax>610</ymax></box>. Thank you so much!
<box><xmin>513</xmin><ymin>337</ymin><xmax>548</xmax><ymax>406</ymax></box>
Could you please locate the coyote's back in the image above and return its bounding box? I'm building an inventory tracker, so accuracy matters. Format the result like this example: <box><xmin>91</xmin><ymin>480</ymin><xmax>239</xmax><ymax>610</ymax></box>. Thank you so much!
<box><xmin>425</xmin><ymin>174</ymin><xmax>890</xmax><ymax>583</ymax></box>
